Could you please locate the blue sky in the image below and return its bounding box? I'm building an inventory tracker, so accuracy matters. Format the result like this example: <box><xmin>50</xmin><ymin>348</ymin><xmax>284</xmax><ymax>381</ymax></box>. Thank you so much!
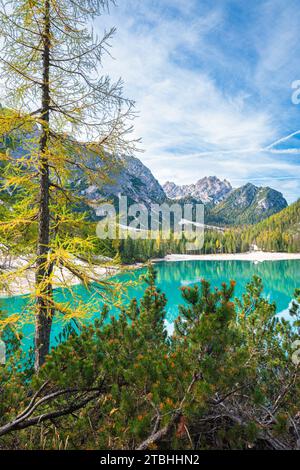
<box><xmin>98</xmin><ymin>0</ymin><xmax>300</xmax><ymax>202</ymax></box>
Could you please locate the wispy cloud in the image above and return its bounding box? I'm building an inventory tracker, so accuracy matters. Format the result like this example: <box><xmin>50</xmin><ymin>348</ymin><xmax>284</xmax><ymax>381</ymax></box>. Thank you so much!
<box><xmin>266</xmin><ymin>130</ymin><xmax>300</xmax><ymax>150</ymax></box>
<box><xmin>98</xmin><ymin>0</ymin><xmax>300</xmax><ymax>202</ymax></box>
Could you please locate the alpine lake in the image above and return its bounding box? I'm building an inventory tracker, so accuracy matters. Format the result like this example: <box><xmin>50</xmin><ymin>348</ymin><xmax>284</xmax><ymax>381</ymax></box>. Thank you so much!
<box><xmin>1</xmin><ymin>259</ymin><xmax>299</xmax><ymax>354</ymax></box>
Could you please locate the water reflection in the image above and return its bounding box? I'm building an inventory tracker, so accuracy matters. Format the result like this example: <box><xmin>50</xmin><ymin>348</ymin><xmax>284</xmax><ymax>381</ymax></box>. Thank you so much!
<box><xmin>1</xmin><ymin>260</ymin><xmax>299</xmax><ymax>352</ymax></box>
<box><xmin>154</xmin><ymin>260</ymin><xmax>300</xmax><ymax>322</ymax></box>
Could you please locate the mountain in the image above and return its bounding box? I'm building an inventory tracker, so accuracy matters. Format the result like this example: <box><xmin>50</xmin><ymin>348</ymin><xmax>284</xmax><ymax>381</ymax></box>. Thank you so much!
<box><xmin>79</xmin><ymin>154</ymin><xmax>166</xmax><ymax>212</ymax></box>
<box><xmin>208</xmin><ymin>183</ymin><xmax>288</xmax><ymax>225</ymax></box>
<box><xmin>163</xmin><ymin>176</ymin><xmax>232</xmax><ymax>204</ymax></box>
<box><xmin>0</xmin><ymin>109</ymin><xmax>165</xmax><ymax>210</ymax></box>
<box><xmin>0</xmin><ymin>109</ymin><xmax>289</xmax><ymax>226</ymax></box>
<box><xmin>163</xmin><ymin>177</ymin><xmax>288</xmax><ymax>226</ymax></box>
<box><xmin>244</xmin><ymin>199</ymin><xmax>300</xmax><ymax>251</ymax></box>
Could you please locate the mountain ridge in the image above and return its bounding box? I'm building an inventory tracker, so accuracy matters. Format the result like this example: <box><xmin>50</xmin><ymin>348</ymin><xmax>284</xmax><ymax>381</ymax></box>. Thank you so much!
<box><xmin>163</xmin><ymin>177</ymin><xmax>288</xmax><ymax>226</ymax></box>
<box><xmin>208</xmin><ymin>182</ymin><xmax>288</xmax><ymax>225</ymax></box>
<box><xmin>0</xmin><ymin>110</ymin><xmax>289</xmax><ymax>227</ymax></box>
<box><xmin>163</xmin><ymin>176</ymin><xmax>232</xmax><ymax>204</ymax></box>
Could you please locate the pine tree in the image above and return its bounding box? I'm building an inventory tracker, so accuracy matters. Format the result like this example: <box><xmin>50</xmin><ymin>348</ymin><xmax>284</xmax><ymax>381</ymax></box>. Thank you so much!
<box><xmin>0</xmin><ymin>0</ymin><xmax>136</xmax><ymax>369</ymax></box>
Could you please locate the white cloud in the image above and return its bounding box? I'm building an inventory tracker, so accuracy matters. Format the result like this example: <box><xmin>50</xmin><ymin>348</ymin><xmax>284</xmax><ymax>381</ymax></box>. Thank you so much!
<box><xmin>97</xmin><ymin>0</ymin><xmax>300</xmax><ymax>202</ymax></box>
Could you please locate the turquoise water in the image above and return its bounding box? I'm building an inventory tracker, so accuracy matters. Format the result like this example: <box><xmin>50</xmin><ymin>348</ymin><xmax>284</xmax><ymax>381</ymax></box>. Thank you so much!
<box><xmin>1</xmin><ymin>260</ymin><xmax>299</xmax><ymax>351</ymax></box>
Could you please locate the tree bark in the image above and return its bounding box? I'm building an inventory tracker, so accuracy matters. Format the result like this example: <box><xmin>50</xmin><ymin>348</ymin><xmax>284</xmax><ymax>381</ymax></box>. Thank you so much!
<box><xmin>35</xmin><ymin>0</ymin><xmax>53</xmax><ymax>371</ymax></box>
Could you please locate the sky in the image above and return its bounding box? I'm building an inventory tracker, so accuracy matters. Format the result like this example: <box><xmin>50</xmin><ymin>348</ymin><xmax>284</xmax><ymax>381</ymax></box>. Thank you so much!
<box><xmin>98</xmin><ymin>0</ymin><xmax>300</xmax><ymax>203</ymax></box>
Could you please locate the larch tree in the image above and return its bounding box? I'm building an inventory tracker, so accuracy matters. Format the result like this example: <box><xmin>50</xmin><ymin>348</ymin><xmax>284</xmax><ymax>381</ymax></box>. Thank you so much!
<box><xmin>0</xmin><ymin>0</ymin><xmax>136</xmax><ymax>369</ymax></box>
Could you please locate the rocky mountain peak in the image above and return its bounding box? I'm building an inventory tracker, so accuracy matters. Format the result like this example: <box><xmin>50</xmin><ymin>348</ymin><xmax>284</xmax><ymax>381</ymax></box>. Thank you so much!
<box><xmin>163</xmin><ymin>176</ymin><xmax>232</xmax><ymax>204</ymax></box>
<box><xmin>208</xmin><ymin>183</ymin><xmax>288</xmax><ymax>225</ymax></box>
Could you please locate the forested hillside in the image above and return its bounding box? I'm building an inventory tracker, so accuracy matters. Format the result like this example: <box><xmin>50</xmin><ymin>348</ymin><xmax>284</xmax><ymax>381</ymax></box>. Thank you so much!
<box><xmin>208</xmin><ymin>183</ymin><xmax>288</xmax><ymax>226</ymax></box>
<box><xmin>116</xmin><ymin>201</ymin><xmax>300</xmax><ymax>263</ymax></box>
<box><xmin>244</xmin><ymin>199</ymin><xmax>300</xmax><ymax>252</ymax></box>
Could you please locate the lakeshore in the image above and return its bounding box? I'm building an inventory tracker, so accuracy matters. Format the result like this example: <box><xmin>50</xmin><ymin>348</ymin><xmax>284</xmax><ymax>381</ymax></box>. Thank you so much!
<box><xmin>161</xmin><ymin>251</ymin><xmax>300</xmax><ymax>262</ymax></box>
<box><xmin>0</xmin><ymin>256</ymin><xmax>123</xmax><ymax>298</ymax></box>
<box><xmin>1</xmin><ymin>251</ymin><xmax>300</xmax><ymax>297</ymax></box>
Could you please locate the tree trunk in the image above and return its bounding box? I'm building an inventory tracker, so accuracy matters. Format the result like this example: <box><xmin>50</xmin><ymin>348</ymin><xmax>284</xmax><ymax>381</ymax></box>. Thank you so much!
<box><xmin>35</xmin><ymin>0</ymin><xmax>53</xmax><ymax>371</ymax></box>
